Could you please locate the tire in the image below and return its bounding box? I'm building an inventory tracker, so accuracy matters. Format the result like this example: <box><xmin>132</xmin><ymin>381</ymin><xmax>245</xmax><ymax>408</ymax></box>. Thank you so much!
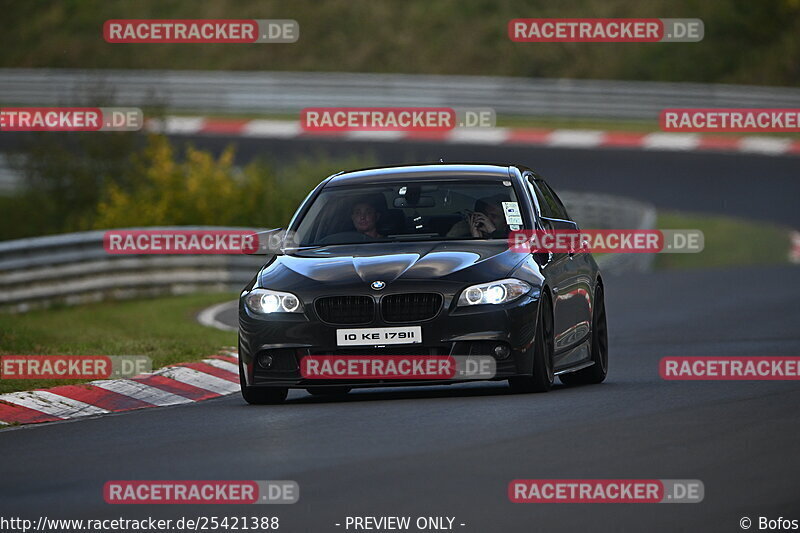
<box><xmin>238</xmin><ymin>352</ymin><xmax>288</xmax><ymax>405</ymax></box>
<box><xmin>306</xmin><ymin>386</ymin><xmax>352</xmax><ymax>397</ymax></box>
<box><xmin>509</xmin><ymin>294</ymin><xmax>554</xmax><ymax>393</ymax></box>
<box><xmin>560</xmin><ymin>284</ymin><xmax>608</xmax><ymax>386</ymax></box>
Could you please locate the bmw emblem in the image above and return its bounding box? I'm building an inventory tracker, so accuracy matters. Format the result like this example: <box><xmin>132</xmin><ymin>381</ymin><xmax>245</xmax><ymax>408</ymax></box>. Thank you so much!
<box><xmin>371</xmin><ymin>280</ymin><xmax>386</xmax><ymax>291</ymax></box>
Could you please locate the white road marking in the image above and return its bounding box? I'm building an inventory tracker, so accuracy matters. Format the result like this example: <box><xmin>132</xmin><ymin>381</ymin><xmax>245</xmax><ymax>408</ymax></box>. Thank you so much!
<box><xmin>202</xmin><ymin>358</ymin><xmax>240</xmax><ymax>374</ymax></box>
<box><xmin>158</xmin><ymin>366</ymin><xmax>240</xmax><ymax>395</ymax></box>
<box><xmin>642</xmin><ymin>133</ymin><xmax>700</xmax><ymax>150</ymax></box>
<box><xmin>346</xmin><ymin>131</ymin><xmax>406</xmax><ymax>141</ymax></box>
<box><xmin>243</xmin><ymin>120</ymin><xmax>303</xmax><ymax>138</ymax></box>
<box><xmin>447</xmin><ymin>128</ymin><xmax>510</xmax><ymax>144</ymax></box>
<box><xmin>91</xmin><ymin>379</ymin><xmax>193</xmax><ymax>406</ymax></box>
<box><xmin>197</xmin><ymin>300</ymin><xmax>238</xmax><ymax>332</ymax></box>
<box><xmin>738</xmin><ymin>137</ymin><xmax>792</xmax><ymax>154</ymax></box>
<box><xmin>548</xmin><ymin>130</ymin><xmax>604</xmax><ymax>148</ymax></box>
<box><xmin>146</xmin><ymin>116</ymin><xmax>205</xmax><ymax>135</ymax></box>
<box><xmin>0</xmin><ymin>391</ymin><xmax>108</xmax><ymax>419</ymax></box>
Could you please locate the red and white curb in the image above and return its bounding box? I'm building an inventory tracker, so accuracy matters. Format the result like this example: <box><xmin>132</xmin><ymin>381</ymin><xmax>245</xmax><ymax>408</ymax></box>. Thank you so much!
<box><xmin>0</xmin><ymin>348</ymin><xmax>240</xmax><ymax>427</ymax></box>
<box><xmin>147</xmin><ymin>117</ymin><xmax>800</xmax><ymax>157</ymax></box>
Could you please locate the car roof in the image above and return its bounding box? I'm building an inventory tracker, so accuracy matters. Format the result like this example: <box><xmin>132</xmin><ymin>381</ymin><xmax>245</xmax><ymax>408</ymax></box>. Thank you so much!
<box><xmin>324</xmin><ymin>163</ymin><xmax>527</xmax><ymax>187</ymax></box>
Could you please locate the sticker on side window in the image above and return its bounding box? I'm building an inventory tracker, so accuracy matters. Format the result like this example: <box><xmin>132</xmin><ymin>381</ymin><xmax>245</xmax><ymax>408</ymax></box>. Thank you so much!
<box><xmin>502</xmin><ymin>202</ymin><xmax>523</xmax><ymax>225</ymax></box>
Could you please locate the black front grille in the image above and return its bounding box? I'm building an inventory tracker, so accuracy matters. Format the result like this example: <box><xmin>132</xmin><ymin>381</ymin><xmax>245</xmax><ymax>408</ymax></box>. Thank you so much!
<box><xmin>315</xmin><ymin>295</ymin><xmax>374</xmax><ymax>324</ymax></box>
<box><xmin>381</xmin><ymin>293</ymin><xmax>443</xmax><ymax>323</ymax></box>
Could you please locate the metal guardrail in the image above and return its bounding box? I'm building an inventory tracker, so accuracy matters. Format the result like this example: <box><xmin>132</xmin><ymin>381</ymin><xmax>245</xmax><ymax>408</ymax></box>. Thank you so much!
<box><xmin>0</xmin><ymin>227</ymin><xmax>266</xmax><ymax>313</ymax></box>
<box><xmin>0</xmin><ymin>154</ymin><xmax>18</xmax><ymax>194</ymax></box>
<box><xmin>562</xmin><ymin>191</ymin><xmax>657</xmax><ymax>274</ymax></box>
<box><xmin>0</xmin><ymin>194</ymin><xmax>655</xmax><ymax>313</ymax></box>
<box><xmin>1</xmin><ymin>69</ymin><xmax>799</xmax><ymax>120</ymax></box>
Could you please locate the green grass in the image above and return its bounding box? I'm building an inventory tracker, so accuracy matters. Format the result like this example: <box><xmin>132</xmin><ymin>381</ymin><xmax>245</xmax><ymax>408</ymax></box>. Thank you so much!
<box><xmin>0</xmin><ymin>292</ymin><xmax>237</xmax><ymax>394</ymax></box>
<box><xmin>655</xmin><ymin>211</ymin><xmax>792</xmax><ymax>270</ymax></box>
<box><xmin>497</xmin><ymin>116</ymin><xmax>659</xmax><ymax>132</ymax></box>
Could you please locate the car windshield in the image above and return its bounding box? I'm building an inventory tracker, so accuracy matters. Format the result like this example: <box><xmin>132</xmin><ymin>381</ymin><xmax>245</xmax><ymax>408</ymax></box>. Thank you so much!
<box><xmin>291</xmin><ymin>179</ymin><xmax>526</xmax><ymax>246</ymax></box>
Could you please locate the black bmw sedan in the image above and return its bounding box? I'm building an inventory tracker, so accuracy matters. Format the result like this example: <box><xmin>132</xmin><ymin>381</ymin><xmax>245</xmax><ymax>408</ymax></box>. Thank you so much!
<box><xmin>238</xmin><ymin>163</ymin><xmax>608</xmax><ymax>404</ymax></box>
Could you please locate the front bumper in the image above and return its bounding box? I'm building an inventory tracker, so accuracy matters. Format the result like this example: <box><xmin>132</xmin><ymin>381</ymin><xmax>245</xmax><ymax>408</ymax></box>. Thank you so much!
<box><xmin>239</xmin><ymin>290</ymin><xmax>541</xmax><ymax>388</ymax></box>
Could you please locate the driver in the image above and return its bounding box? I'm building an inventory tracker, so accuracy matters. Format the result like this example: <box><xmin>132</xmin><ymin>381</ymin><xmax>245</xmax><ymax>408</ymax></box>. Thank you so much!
<box><xmin>447</xmin><ymin>195</ymin><xmax>509</xmax><ymax>238</ymax></box>
<box><xmin>351</xmin><ymin>199</ymin><xmax>383</xmax><ymax>239</ymax></box>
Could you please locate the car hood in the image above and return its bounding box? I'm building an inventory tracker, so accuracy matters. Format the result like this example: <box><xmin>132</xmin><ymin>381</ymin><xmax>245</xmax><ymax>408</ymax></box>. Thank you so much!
<box><xmin>258</xmin><ymin>241</ymin><xmax>527</xmax><ymax>288</ymax></box>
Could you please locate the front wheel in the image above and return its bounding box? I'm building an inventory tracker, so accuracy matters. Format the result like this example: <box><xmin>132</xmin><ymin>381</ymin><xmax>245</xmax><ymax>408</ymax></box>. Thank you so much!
<box><xmin>509</xmin><ymin>295</ymin><xmax>554</xmax><ymax>393</ymax></box>
<box><xmin>560</xmin><ymin>284</ymin><xmax>608</xmax><ymax>386</ymax></box>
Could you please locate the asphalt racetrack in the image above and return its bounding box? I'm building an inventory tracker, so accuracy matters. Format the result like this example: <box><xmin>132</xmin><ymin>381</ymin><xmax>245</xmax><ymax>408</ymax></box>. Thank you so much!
<box><xmin>168</xmin><ymin>135</ymin><xmax>800</xmax><ymax>227</ymax></box>
<box><xmin>2</xmin><ymin>134</ymin><xmax>800</xmax><ymax>227</ymax></box>
<box><xmin>1</xmin><ymin>139</ymin><xmax>798</xmax><ymax>532</ymax></box>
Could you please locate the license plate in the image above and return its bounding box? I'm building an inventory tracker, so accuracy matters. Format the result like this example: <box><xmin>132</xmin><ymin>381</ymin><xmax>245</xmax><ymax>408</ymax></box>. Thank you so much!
<box><xmin>336</xmin><ymin>326</ymin><xmax>422</xmax><ymax>346</ymax></box>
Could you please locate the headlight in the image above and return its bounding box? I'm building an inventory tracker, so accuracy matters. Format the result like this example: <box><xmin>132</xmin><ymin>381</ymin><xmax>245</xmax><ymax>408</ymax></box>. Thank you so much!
<box><xmin>456</xmin><ymin>279</ymin><xmax>532</xmax><ymax>307</ymax></box>
<box><xmin>244</xmin><ymin>288</ymin><xmax>303</xmax><ymax>314</ymax></box>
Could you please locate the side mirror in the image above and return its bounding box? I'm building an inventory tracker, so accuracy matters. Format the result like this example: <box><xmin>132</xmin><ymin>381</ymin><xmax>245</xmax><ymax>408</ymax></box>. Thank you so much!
<box><xmin>536</xmin><ymin>217</ymin><xmax>581</xmax><ymax>259</ymax></box>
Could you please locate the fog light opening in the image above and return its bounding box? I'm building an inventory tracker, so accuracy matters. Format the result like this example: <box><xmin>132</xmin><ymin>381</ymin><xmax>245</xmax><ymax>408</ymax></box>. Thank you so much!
<box><xmin>257</xmin><ymin>353</ymin><xmax>274</xmax><ymax>369</ymax></box>
<box><xmin>493</xmin><ymin>343</ymin><xmax>511</xmax><ymax>360</ymax></box>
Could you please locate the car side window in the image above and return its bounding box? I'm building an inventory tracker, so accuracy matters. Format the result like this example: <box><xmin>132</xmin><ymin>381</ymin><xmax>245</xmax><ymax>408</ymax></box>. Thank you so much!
<box><xmin>524</xmin><ymin>179</ymin><xmax>542</xmax><ymax>217</ymax></box>
<box><xmin>541</xmin><ymin>181</ymin><xmax>570</xmax><ymax>220</ymax></box>
<box><xmin>536</xmin><ymin>180</ymin><xmax>569</xmax><ymax>221</ymax></box>
<box><xmin>529</xmin><ymin>180</ymin><xmax>558</xmax><ymax>219</ymax></box>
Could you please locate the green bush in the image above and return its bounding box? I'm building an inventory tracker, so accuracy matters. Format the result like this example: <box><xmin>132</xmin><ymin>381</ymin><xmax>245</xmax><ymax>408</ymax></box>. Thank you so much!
<box><xmin>92</xmin><ymin>135</ymin><xmax>372</xmax><ymax>229</ymax></box>
<box><xmin>0</xmin><ymin>133</ymin><xmax>373</xmax><ymax>240</ymax></box>
<box><xmin>0</xmin><ymin>130</ymin><xmax>140</xmax><ymax>239</ymax></box>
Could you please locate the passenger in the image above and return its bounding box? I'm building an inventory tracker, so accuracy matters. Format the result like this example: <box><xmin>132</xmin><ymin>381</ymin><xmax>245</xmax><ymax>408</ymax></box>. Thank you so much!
<box><xmin>447</xmin><ymin>195</ymin><xmax>509</xmax><ymax>238</ymax></box>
